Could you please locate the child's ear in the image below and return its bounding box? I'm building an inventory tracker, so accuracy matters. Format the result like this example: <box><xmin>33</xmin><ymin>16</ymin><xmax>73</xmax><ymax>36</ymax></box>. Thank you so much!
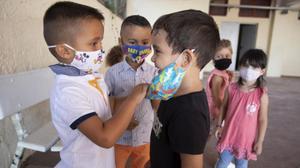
<box><xmin>55</xmin><ymin>44</ymin><xmax>74</xmax><ymax>61</ymax></box>
<box><xmin>182</xmin><ymin>49</ymin><xmax>194</xmax><ymax>68</ymax></box>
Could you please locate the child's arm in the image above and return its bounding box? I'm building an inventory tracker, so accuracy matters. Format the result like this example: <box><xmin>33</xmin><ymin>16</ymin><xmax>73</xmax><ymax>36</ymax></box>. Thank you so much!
<box><xmin>109</xmin><ymin>96</ymin><xmax>126</xmax><ymax>115</ymax></box>
<box><xmin>180</xmin><ymin>153</ymin><xmax>203</xmax><ymax>168</ymax></box>
<box><xmin>211</xmin><ymin>75</ymin><xmax>224</xmax><ymax>109</ymax></box>
<box><xmin>215</xmin><ymin>88</ymin><xmax>229</xmax><ymax>139</ymax></box>
<box><xmin>253</xmin><ymin>92</ymin><xmax>269</xmax><ymax>155</ymax></box>
<box><xmin>78</xmin><ymin>83</ymin><xmax>148</xmax><ymax>148</ymax></box>
<box><xmin>110</xmin><ymin>96</ymin><xmax>139</xmax><ymax>130</ymax></box>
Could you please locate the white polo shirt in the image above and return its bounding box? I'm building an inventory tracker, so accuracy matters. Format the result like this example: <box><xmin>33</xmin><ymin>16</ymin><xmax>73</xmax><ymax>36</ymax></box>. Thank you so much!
<box><xmin>49</xmin><ymin>64</ymin><xmax>115</xmax><ymax>168</ymax></box>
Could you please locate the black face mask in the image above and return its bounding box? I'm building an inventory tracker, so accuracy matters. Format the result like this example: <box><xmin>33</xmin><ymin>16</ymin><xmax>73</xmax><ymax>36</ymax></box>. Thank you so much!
<box><xmin>214</xmin><ymin>58</ymin><xmax>232</xmax><ymax>70</ymax></box>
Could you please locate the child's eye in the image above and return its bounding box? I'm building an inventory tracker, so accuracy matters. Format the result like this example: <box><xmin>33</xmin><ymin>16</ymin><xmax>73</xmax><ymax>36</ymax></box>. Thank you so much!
<box><xmin>143</xmin><ymin>41</ymin><xmax>150</xmax><ymax>45</ymax></box>
<box><xmin>91</xmin><ymin>41</ymin><xmax>98</xmax><ymax>46</ymax></box>
<box><xmin>127</xmin><ymin>40</ymin><xmax>136</xmax><ymax>45</ymax></box>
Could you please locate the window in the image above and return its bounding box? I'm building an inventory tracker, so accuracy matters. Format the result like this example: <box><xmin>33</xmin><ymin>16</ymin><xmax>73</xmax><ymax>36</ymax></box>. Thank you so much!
<box><xmin>97</xmin><ymin>0</ymin><xmax>126</xmax><ymax>18</ymax></box>
<box><xmin>209</xmin><ymin>0</ymin><xmax>229</xmax><ymax>16</ymax></box>
<box><xmin>239</xmin><ymin>0</ymin><xmax>272</xmax><ymax>18</ymax></box>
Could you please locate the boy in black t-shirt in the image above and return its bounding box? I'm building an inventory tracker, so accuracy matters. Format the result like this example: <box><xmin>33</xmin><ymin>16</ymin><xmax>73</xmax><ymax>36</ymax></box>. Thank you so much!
<box><xmin>149</xmin><ymin>10</ymin><xmax>220</xmax><ymax>168</ymax></box>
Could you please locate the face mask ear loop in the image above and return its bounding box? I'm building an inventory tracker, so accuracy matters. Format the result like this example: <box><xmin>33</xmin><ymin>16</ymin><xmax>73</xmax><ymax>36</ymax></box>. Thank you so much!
<box><xmin>48</xmin><ymin>45</ymin><xmax>56</xmax><ymax>48</ymax></box>
<box><xmin>63</xmin><ymin>44</ymin><xmax>76</xmax><ymax>51</ymax></box>
<box><xmin>47</xmin><ymin>44</ymin><xmax>77</xmax><ymax>53</ymax></box>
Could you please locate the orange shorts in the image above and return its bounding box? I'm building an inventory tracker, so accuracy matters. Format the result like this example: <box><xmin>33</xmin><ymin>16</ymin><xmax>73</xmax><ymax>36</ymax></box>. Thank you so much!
<box><xmin>115</xmin><ymin>144</ymin><xmax>150</xmax><ymax>168</ymax></box>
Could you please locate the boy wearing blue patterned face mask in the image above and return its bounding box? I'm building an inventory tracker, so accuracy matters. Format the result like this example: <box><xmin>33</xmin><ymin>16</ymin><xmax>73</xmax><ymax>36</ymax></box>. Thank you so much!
<box><xmin>104</xmin><ymin>15</ymin><xmax>157</xmax><ymax>168</ymax></box>
<box><xmin>44</xmin><ymin>2</ymin><xmax>148</xmax><ymax>168</ymax></box>
<box><xmin>148</xmin><ymin>10</ymin><xmax>220</xmax><ymax>168</ymax></box>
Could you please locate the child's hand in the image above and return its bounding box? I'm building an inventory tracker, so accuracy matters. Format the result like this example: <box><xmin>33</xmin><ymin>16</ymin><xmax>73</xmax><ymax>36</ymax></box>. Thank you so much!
<box><xmin>214</xmin><ymin>127</ymin><xmax>223</xmax><ymax>140</ymax></box>
<box><xmin>129</xmin><ymin>83</ymin><xmax>149</xmax><ymax>103</ymax></box>
<box><xmin>253</xmin><ymin>141</ymin><xmax>263</xmax><ymax>155</ymax></box>
<box><xmin>127</xmin><ymin>119</ymin><xmax>139</xmax><ymax>130</ymax></box>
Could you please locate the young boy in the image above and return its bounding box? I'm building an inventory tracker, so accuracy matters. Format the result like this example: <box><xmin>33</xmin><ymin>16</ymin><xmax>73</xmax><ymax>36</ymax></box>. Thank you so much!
<box><xmin>149</xmin><ymin>10</ymin><xmax>220</xmax><ymax>168</ymax></box>
<box><xmin>104</xmin><ymin>15</ymin><xmax>156</xmax><ymax>168</ymax></box>
<box><xmin>43</xmin><ymin>2</ymin><xmax>148</xmax><ymax>168</ymax></box>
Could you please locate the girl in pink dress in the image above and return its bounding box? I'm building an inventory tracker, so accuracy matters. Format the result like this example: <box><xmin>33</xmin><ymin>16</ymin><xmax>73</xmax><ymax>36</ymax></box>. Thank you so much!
<box><xmin>206</xmin><ymin>39</ymin><xmax>233</xmax><ymax>131</ymax></box>
<box><xmin>215</xmin><ymin>49</ymin><xmax>269</xmax><ymax>168</ymax></box>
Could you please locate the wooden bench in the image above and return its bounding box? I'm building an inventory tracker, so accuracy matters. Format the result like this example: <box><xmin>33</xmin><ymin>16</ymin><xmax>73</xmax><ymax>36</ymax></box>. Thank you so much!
<box><xmin>0</xmin><ymin>68</ymin><xmax>59</xmax><ymax>168</ymax></box>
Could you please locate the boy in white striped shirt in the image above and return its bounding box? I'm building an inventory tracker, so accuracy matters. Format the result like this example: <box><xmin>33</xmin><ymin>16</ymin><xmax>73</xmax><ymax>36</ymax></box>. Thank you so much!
<box><xmin>105</xmin><ymin>15</ymin><xmax>156</xmax><ymax>168</ymax></box>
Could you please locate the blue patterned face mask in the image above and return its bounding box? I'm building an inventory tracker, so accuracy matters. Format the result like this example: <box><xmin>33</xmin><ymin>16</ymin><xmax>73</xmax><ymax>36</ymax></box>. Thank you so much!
<box><xmin>122</xmin><ymin>45</ymin><xmax>152</xmax><ymax>63</ymax></box>
<box><xmin>146</xmin><ymin>49</ymin><xmax>194</xmax><ymax>100</ymax></box>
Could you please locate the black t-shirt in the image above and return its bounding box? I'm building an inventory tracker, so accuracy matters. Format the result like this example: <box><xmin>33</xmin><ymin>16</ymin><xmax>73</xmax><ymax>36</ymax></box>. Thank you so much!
<box><xmin>150</xmin><ymin>90</ymin><xmax>210</xmax><ymax>168</ymax></box>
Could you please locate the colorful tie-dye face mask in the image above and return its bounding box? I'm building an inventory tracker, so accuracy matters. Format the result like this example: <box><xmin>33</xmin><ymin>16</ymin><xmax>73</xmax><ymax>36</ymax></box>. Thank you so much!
<box><xmin>146</xmin><ymin>49</ymin><xmax>193</xmax><ymax>100</ymax></box>
<box><xmin>122</xmin><ymin>45</ymin><xmax>152</xmax><ymax>63</ymax></box>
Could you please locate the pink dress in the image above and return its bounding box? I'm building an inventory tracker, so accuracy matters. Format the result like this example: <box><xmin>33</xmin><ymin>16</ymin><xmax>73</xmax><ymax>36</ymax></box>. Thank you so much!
<box><xmin>216</xmin><ymin>83</ymin><xmax>267</xmax><ymax>160</ymax></box>
<box><xmin>206</xmin><ymin>69</ymin><xmax>231</xmax><ymax>119</ymax></box>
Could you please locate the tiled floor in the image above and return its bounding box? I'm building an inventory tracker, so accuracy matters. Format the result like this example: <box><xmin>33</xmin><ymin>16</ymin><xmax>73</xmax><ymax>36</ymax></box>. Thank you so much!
<box><xmin>21</xmin><ymin>77</ymin><xmax>300</xmax><ymax>168</ymax></box>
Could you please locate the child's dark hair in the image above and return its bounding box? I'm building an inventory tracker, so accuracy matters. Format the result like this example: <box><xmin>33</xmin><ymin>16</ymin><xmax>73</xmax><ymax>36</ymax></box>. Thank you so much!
<box><xmin>152</xmin><ymin>9</ymin><xmax>220</xmax><ymax>69</ymax></box>
<box><xmin>106</xmin><ymin>45</ymin><xmax>124</xmax><ymax>67</ymax></box>
<box><xmin>43</xmin><ymin>1</ymin><xmax>104</xmax><ymax>46</ymax></box>
<box><xmin>120</xmin><ymin>15</ymin><xmax>151</xmax><ymax>35</ymax></box>
<box><xmin>238</xmin><ymin>49</ymin><xmax>268</xmax><ymax>88</ymax></box>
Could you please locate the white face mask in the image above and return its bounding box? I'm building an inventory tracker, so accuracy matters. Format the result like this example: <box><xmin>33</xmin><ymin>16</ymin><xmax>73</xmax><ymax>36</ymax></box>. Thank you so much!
<box><xmin>48</xmin><ymin>44</ymin><xmax>105</xmax><ymax>74</ymax></box>
<box><xmin>239</xmin><ymin>66</ymin><xmax>262</xmax><ymax>81</ymax></box>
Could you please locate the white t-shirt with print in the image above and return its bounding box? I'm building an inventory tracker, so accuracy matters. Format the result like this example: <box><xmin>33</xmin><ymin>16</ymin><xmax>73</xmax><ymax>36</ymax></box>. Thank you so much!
<box><xmin>50</xmin><ymin>74</ymin><xmax>115</xmax><ymax>168</ymax></box>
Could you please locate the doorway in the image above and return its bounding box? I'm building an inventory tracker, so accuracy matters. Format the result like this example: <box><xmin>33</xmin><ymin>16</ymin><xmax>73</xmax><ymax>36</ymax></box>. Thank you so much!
<box><xmin>236</xmin><ymin>24</ymin><xmax>258</xmax><ymax>69</ymax></box>
<box><xmin>220</xmin><ymin>22</ymin><xmax>258</xmax><ymax>70</ymax></box>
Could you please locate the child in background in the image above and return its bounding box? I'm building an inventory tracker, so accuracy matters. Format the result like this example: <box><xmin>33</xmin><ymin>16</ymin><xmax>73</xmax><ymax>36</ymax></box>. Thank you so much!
<box><xmin>206</xmin><ymin>39</ymin><xmax>233</xmax><ymax>131</ymax></box>
<box><xmin>106</xmin><ymin>45</ymin><xmax>124</xmax><ymax>67</ymax></box>
<box><xmin>44</xmin><ymin>2</ymin><xmax>148</xmax><ymax>167</ymax></box>
<box><xmin>148</xmin><ymin>10</ymin><xmax>220</xmax><ymax>168</ymax></box>
<box><xmin>104</xmin><ymin>15</ymin><xmax>156</xmax><ymax>168</ymax></box>
<box><xmin>215</xmin><ymin>49</ymin><xmax>269</xmax><ymax>168</ymax></box>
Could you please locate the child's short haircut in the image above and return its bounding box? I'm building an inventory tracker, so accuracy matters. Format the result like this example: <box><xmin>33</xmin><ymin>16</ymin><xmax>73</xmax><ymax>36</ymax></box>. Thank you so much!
<box><xmin>216</xmin><ymin>39</ymin><xmax>232</xmax><ymax>54</ymax></box>
<box><xmin>152</xmin><ymin>9</ymin><xmax>220</xmax><ymax>69</ymax></box>
<box><xmin>43</xmin><ymin>1</ymin><xmax>104</xmax><ymax>46</ymax></box>
<box><xmin>120</xmin><ymin>15</ymin><xmax>151</xmax><ymax>35</ymax></box>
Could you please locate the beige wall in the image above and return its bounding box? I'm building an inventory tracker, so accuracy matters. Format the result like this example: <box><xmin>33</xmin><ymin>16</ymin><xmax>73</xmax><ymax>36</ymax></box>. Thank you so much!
<box><xmin>126</xmin><ymin>0</ymin><xmax>300</xmax><ymax>78</ymax></box>
<box><xmin>0</xmin><ymin>0</ymin><xmax>122</xmax><ymax>167</ymax></box>
<box><xmin>209</xmin><ymin>0</ymin><xmax>300</xmax><ymax>77</ymax></box>
<box><xmin>126</xmin><ymin>0</ymin><xmax>210</xmax><ymax>25</ymax></box>
<box><xmin>205</xmin><ymin>0</ymin><xmax>271</xmax><ymax>73</ymax></box>
<box><xmin>267</xmin><ymin>10</ymin><xmax>300</xmax><ymax>77</ymax></box>
<box><xmin>0</xmin><ymin>0</ymin><xmax>122</xmax><ymax>75</ymax></box>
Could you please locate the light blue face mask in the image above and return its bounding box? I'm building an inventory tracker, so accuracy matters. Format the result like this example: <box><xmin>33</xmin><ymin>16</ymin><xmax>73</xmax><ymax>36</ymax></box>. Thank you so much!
<box><xmin>146</xmin><ymin>49</ymin><xmax>194</xmax><ymax>100</ymax></box>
